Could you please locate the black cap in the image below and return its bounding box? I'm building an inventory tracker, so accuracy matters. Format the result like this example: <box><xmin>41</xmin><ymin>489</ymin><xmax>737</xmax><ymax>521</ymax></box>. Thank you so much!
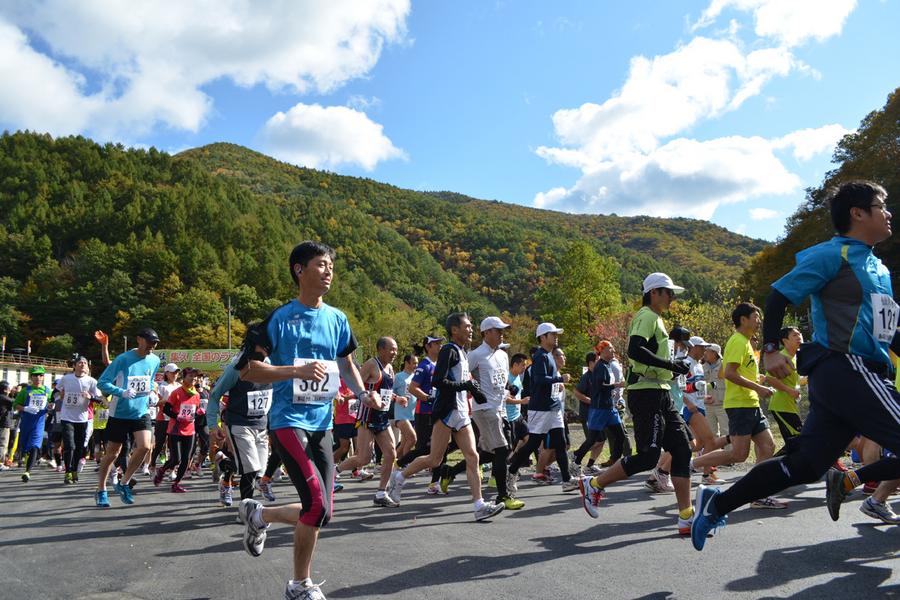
<box><xmin>137</xmin><ymin>327</ymin><xmax>160</xmax><ymax>342</ymax></box>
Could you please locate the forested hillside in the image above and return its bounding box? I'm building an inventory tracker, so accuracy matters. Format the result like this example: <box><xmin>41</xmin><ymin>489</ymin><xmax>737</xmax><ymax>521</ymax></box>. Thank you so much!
<box><xmin>0</xmin><ymin>131</ymin><xmax>764</xmax><ymax>361</ymax></box>
<box><xmin>740</xmin><ymin>88</ymin><xmax>900</xmax><ymax>307</ymax></box>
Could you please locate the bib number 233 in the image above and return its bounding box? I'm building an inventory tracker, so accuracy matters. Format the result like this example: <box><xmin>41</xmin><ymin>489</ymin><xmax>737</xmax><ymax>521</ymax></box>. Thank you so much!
<box><xmin>293</xmin><ymin>359</ymin><xmax>339</xmax><ymax>405</ymax></box>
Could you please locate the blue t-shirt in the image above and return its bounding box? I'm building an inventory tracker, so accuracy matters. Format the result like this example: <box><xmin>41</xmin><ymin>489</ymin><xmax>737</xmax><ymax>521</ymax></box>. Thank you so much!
<box><xmin>506</xmin><ymin>373</ymin><xmax>522</xmax><ymax>421</ymax></box>
<box><xmin>266</xmin><ymin>300</ymin><xmax>354</xmax><ymax>431</ymax></box>
<box><xmin>412</xmin><ymin>357</ymin><xmax>436</xmax><ymax>415</ymax></box>
<box><xmin>97</xmin><ymin>350</ymin><xmax>161</xmax><ymax>419</ymax></box>
<box><xmin>773</xmin><ymin>236</ymin><xmax>894</xmax><ymax>365</ymax></box>
<box><xmin>392</xmin><ymin>370</ymin><xmax>416</xmax><ymax>421</ymax></box>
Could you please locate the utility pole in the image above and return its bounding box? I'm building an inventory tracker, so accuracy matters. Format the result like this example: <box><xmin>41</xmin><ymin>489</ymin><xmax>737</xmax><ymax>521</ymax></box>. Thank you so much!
<box><xmin>123</xmin><ymin>336</ymin><xmax>127</xmax><ymax>352</ymax></box>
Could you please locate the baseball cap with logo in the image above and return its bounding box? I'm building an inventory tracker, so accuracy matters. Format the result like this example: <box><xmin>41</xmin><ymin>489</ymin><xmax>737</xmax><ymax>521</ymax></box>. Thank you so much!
<box><xmin>535</xmin><ymin>322</ymin><xmax>564</xmax><ymax>338</ymax></box>
<box><xmin>685</xmin><ymin>336</ymin><xmax>710</xmax><ymax>348</ymax></box>
<box><xmin>480</xmin><ymin>316</ymin><xmax>511</xmax><ymax>332</ymax></box>
<box><xmin>642</xmin><ymin>272</ymin><xmax>685</xmax><ymax>295</ymax></box>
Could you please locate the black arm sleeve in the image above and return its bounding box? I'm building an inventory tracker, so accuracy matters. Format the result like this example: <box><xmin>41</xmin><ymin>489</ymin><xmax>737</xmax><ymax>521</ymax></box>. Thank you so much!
<box><xmin>627</xmin><ymin>335</ymin><xmax>675</xmax><ymax>371</ymax></box>
<box><xmin>432</xmin><ymin>345</ymin><xmax>470</xmax><ymax>392</ymax></box>
<box><xmin>163</xmin><ymin>402</ymin><xmax>177</xmax><ymax>419</ymax></box>
<box><xmin>337</xmin><ymin>330</ymin><xmax>359</xmax><ymax>358</ymax></box>
<box><xmin>762</xmin><ymin>289</ymin><xmax>791</xmax><ymax>347</ymax></box>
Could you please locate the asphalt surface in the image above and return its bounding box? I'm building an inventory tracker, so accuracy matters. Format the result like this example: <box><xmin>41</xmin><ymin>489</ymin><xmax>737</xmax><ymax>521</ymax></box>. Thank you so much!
<box><xmin>1</xmin><ymin>463</ymin><xmax>898</xmax><ymax>600</ymax></box>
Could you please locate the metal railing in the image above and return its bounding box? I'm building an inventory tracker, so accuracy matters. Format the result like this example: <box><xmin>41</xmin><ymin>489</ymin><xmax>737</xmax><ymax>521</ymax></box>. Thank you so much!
<box><xmin>0</xmin><ymin>352</ymin><xmax>70</xmax><ymax>369</ymax></box>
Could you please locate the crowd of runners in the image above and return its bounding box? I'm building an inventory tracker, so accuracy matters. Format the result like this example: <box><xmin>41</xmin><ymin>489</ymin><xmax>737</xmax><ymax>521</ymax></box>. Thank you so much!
<box><xmin>2</xmin><ymin>180</ymin><xmax>899</xmax><ymax>600</ymax></box>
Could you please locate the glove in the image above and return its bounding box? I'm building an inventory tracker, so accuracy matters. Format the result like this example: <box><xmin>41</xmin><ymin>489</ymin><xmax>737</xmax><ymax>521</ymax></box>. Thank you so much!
<box><xmin>121</xmin><ymin>389</ymin><xmax>136</xmax><ymax>400</ymax></box>
<box><xmin>472</xmin><ymin>389</ymin><xmax>488</xmax><ymax>404</ymax></box>
<box><xmin>670</xmin><ymin>359</ymin><xmax>690</xmax><ymax>376</ymax></box>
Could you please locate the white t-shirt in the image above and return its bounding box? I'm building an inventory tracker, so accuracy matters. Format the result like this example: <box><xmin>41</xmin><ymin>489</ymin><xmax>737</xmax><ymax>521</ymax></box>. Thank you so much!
<box><xmin>683</xmin><ymin>356</ymin><xmax>707</xmax><ymax>411</ymax></box>
<box><xmin>467</xmin><ymin>342</ymin><xmax>509</xmax><ymax>412</ymax></box>
<box><xmin>158</xmin><ymin>382</ymin><xmax>179</xmax><ymax>421</ymax></box>
<box><xmin>56</xmin><ymin>373</ymin><xmax>100</xmax><ymax>423</ymax></box>
<box><xmin>608</xmin><ymin>358</ymin><xmax>624</xmax><ymax>403</ymax></box>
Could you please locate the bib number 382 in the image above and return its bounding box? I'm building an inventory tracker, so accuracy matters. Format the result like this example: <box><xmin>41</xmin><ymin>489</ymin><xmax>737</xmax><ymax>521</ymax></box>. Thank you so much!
<box><xmin>872</xmin><ymin>293</ymin><xmax>900</xmax><ymax>343</ymax></box>
<box><xmin>292</xmin><ymin>359</ymin><xmax>339</xmax><ymax>405</ymax></box>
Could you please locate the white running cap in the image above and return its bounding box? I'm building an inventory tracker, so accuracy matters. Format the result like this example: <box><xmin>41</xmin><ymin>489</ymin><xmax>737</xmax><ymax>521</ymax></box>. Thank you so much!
<box><xmin>686</xmin><ymin>336</ymin><xmax>710</xmax><ymax>348</ymax></box>
<box><xmin>642</xmin><ymin>272</ymin><xmax>685</xmax><ymax>295</ymax></box>
<box><xmin>480</xmin><ymin>316</ymin><xmax>511</xmax><ymax>332</ymax></box>
<box><xmin>707</xmin><ymin>343</ymin><xmax>722</xmax><ymax>356</ymax></box>
<box><xmin>536</xmin><ymin>322</ymin><xmax>564</xmax><ymax>338</ymax></box>
<box><xmin>163</xmin><ymin>363</ymin><xmax>180</xmax><ymax>373</ymax></box>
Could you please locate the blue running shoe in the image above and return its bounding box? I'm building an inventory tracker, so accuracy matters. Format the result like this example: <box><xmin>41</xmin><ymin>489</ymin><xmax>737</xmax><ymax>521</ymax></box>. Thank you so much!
<box><xmin>691</xmin><ymin>484</ymin><xmax>727</xmax><ymax>551</ymax></box>
<box><xmin>95</xmin><ymin>489</ymin><xmax>110</xmax><ymax>507</ymax></box>
<box><xmin>114</xmin><ymin>481</ymin><xmax>135</xmax><ymax>505</ymax></box>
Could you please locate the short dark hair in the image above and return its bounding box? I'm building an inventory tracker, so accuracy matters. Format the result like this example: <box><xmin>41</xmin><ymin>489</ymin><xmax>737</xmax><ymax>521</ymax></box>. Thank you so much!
<box><xmin>828</xmin><ymin>180</ymin><xmax>888</xmax><ymax>235</ymax></box>
<box><xmin>642</xmin><ymin>291</ymin><xmax>652</xmax><ymax>306</ymax></box>
<box><xmin>511</xmin><ymin>353</ymin><xmax>528</xmax><ymax>366</ymax></box>
<box><xmin>376</xmin><ymin>336</ymin><xmax>394</xmax><ymax>350</ymax></box>
<box><xmin>444</xmin><ymin>312</ymin><xmax>470</xmax><ymax>337</ymax></box>
<box><xmin>529</xmin><ymin>346</ymin><xmax>540</xmax><ymax>357</ymax></box>
<box><xmin>289</xmin><ymin>241</ymin><xmax>336</xmax><ymax>285</ymax></box>
<box><xmin>780</xmin><ymin>326</ymin><xmax>800</xmax><ymax>342</ymax></box>
<box><xmin>585</xmin><ymin>351</ymin><xmax>597</xmax><ymax>366</ymax></box>
<box><xmin>402</xmin><ymin>353</ymin><xmax>416</xmax><ymax>366</ymax></box>
<box><xmin>732</xmin><ymin>302</ymin><xmax>761</xmax><ymax>328</ymax></box>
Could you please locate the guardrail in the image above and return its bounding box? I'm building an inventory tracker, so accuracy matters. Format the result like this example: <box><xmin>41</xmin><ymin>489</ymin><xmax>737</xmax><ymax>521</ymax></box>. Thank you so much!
<box><xmin>0</xmin><ymin>352</ymin><xmax>70</xmax><ymax>368</ymax></box>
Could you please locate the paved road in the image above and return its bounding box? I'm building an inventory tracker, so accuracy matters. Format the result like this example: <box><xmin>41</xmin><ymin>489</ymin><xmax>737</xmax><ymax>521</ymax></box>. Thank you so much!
<box><xmin>2</xmin><ymin>465</ymin><xmax>898</xmax><ymax>600</ymax></box>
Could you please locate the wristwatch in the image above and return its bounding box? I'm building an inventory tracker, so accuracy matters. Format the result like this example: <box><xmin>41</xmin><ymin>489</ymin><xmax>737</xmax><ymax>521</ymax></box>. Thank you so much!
<box><xmin>762</xmin><ymin>342</ymin><xmax>778</xmax><ymax>354</ymax></box>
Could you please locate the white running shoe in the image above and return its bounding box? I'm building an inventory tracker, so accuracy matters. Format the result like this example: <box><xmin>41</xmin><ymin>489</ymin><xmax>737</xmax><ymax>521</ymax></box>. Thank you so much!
<box><xmin>285</xmin><ymin>580</ymin><xmax>327</xmax><ymax>600</ymax></box>
<box><xmin>240</xmin><ymin>499</ymin><xmax>267</xmax><ymax>557</ymax></box>
<box><xmin>561</xmin><ymin>479</ymin><xmax>579</xmax><ymax>492</ymax></box>
<box><xmin>506</xmin><ymin>472</ymin><xmax>519</xmax><ymax>496</ymax></box>
<box><xmin>474</xmin><ymin>501</ymin><xmax>504</xmax><ymax>521</ymax></box>
<box><xmin>386</xmin><ymin>472</ymin><xmax>405</xmax><ymax>505</ymax></box>
<box><xmin>859</xmin><ymin>497</ymin><xmax>900</xmax><ymax>524</ymax></box>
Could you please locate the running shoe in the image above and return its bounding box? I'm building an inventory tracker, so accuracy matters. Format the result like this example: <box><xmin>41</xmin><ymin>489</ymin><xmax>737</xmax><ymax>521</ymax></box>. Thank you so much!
<box><xmin>385</xmin><ymin>472</ymin><xmax>405</xmax><ymax>505</ymax></box>
<box><xmin>220</xmin><ymin>484</ymin><xmax>233</xmax><ymax>506</ymax></box>
<box><xmin>690</xmin><ymin>484</ymin><xmax>727</xmax><ymax>551</ymax></box>
<box><xmin>373</xmin><ymin>494</ymin><xmax>399</xmax><ymax>508</ymax></box>
<box><xmin>153</xmin><ymin>467</ymin><xmax>165</xmax><ymax>487</ymax></box>
<box><xmin>561</xmin><ymin>479</ymin><xmax>579</xmax><ymax>493</ymax></box>
<box><xmin>73</xmin><ymin>472</ymin><xmax>79</xmax><ymax>483</ymax></box>
<box><xmin>583</xmin><ymin>465</ymin><xmax>603</xmax><ymax>476</ymax></box>
<box><xmin>506</xmin><ymin>473</ymin><xmax>519</xmax><ymax>496</ymax></box>
<box><xmin>56</xmin><ymin>464</ymin><xmax>65</xmax><ymax>473</ymax></box>
<box><xmin>128</xmin><ymin>477</ymin><xmax>138</xmax><ymax>490</ymax></box>
<box><xmin>825</xmin><ymin>467</ymin><xmax>848</xmax><ymax>522</ymax></box>
<box><xmin>140</xmin><ymin>465</ymin><xmax>151</xmax><ymax>477</ymax></box>
<box><xmin>677</xmin><ymin>515</ymin><xmax>693</xmax><ymax>536</ymax></box>
<box><xmin>425</xmin><ymin>482</ymin><xmax>446</xmax><ymax>496</ymax></box>
<box><xmin>114</xmin><ymin>481</ymin><xmax>135</xmax><ymax>504</ymax></box>
<box><xmin>95</xmin><ymin>489</ymin><xmax>110</xmax><ymax>507</ymax></box>
<box><xmin>750</xmin><ymin>496</ymin><xmax>787</xmax><ymax>509</ymax></box>
<box><xmin>65</xmin><ymin>472</ymin><xmax>74</xmax><ymax>485</ymax></box>
<box><xmin>170</xmin><ymin>482</ymin><xmax>187</xmax><ymax>493</ymax></box>
<box><xmin>488</xmin><ymin>476</ymin><xmax>496</xmax><ymax>488</ymax></box>
<box><xmin>474</xmin><ymin>501</ymin><xmax>504</xmax><ymax>521</ymax></box>
<box><xmin>333</xmin><ymin>482</ymin><xmax>344</xmax><ymax>493</ymax></box>
<box><xmin>285</xmin><ymin>580</ymin><xmax>327</xmax><ymax>600</ymax></box>
<box><xmin>440</xmin><ymin>468</ymin><xmax>454</xmax><ymax>494</ymax></box>
<box><xmin>353</xmin><ymin>468</ymin><xmax>374</xmax><ymax>482</ymax></box>
<box><xmin>257</xmin><ymin>477</ymin><xmax>276</xmax><ymax>502</ymax></box>
<box><xmin>859</xmin><ymin>497</ymin><xmax>900</xmax><ymax>524</ymax></box>
<box><xmin>240</xmin><ymin>499</ymin><xmax>267</xmax><ymax>557</ymax></box>
<box><xmin>77</xmin><ymin>458</ymin><xmax>85</xmax><ymax>473</ymax></box>
<box><xmin>578</xmin><ymin>476</ymin><xmax>604</xmax><ymax>518</ymax></box>
<box><xmin>701</xmin><ymin>473</ymin><xmax>725</xmax><ymax>486</ymax></box>
<box><xmin>643</xmin><ymin>478</ymin><xmax>668</xmax><ymax>493</ymax></box>
<box><xmin>499</xmin><ymin>495</ymin><xmax>525</xmax><ymax>510</ymax></box>
<box><xmin>655</xmin><ymin>468</ymin><xmax>675</xmax><ymax>492</ymax></box>
<box><xmin>532</xmin><ymin>473</ymin><xmax>553</xmax><ymax>486</ymax></box>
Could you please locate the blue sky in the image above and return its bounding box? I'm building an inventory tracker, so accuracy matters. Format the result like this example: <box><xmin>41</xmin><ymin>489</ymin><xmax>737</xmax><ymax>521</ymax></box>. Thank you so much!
<box><xmin>1</xmin><ymin>1</ymin><xmax>897</xmax><ymax>241</ymax></box>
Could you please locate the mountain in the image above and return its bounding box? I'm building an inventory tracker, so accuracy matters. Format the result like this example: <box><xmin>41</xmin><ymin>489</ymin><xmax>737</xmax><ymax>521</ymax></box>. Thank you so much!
<box><xmin>182</xmin><ymin>142</ymin><xmax>766</xmax><ymax>312</ymax></box>
<box><xmin>0</xmin><ymin>131</ymin><xmax>764</xmax><ymax>359</ymax></box>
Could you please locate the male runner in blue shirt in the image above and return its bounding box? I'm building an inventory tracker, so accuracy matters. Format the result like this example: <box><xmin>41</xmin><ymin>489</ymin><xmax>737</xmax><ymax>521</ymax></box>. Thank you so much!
<box><xmin>692</xmin><ymin>180</ymin><xmax>900</xmax><ymax>550</ymax></box>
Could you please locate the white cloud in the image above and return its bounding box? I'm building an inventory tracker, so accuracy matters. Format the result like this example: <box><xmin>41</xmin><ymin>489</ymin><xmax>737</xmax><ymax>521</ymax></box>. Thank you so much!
<box><xmin>749</xmin><ymin>207</ymin><xmax>779</xmax><ymax>220</ymax></box>
<box><xmin>0</xmin><ymin>1</ymin><xmax>410</xmax><ymax>139</ymax></box>
<box><xmin>772</xmin><ymin>124</ymin><xmax>851</xmax><ymax>161</ymax></box>
<box><xmin>259</xmin><ymin>103</ymin><xmax>406</xmax><ymax>171</ymax></box>
<box><xmin>534</xmin><ymin>0</ymin><xmax>858</xmax><ymax>221</ymax></box>
<box><xmin>694</xmin><ymin>0</ymin><xmax>857</xmax><ymax>47</ymax></box>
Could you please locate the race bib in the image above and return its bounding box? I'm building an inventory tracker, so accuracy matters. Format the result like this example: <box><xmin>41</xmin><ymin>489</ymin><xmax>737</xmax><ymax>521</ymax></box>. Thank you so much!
<box><xmin>96</xmin><ymin>408</ymin><xmax>109</xmax><ymax>422</ymax></box>
<box><xmin>148</xmin><ymin>406</ymin><xmax>158</xmax><ymax>420</ymax></box>
<box><xmin>28</xmin><ymin>393</ymin><xmax>48</xmax><ymax>411</ymax></box>
<box><xmin>347</xmin><ymin>398</ymin><xmax>360</xmax><ymax>418</ymax></box>
<box><xmin>378</xmin><ymin>387</ymin><xmax>393</xmax><ymax>412</ymax></box>
<box><xmin>872</xmin><ymin>293</ymin><xmax>899</xmax><ymax>343</ymax></box>
<box><xmin>178</xmin><ymin>404</ymin><xmax>196</xmax><ymax>421</ymax></box>
<box><xmin>64</xmin><ymin>391</ymin><xmax>82</xmax><ymax>407</ymax></box>
<box><xmin>490</xmin><ymin>370</ymin><xmax>507</xmax><ymax>390</ymax></box>
<box><xmin>246</xmin><ymin>389</ymin><xmax>272</xmax><ymax>418</ymax></box>
<box><xmin>292</xmin><ymin>359</ymin><xmax>340</xmax><ymax>405</ymax></box>
<box><xmin>128</xmin><ymin>376</ymin><xmax>151</xmax><ymax>396</ymax></box>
